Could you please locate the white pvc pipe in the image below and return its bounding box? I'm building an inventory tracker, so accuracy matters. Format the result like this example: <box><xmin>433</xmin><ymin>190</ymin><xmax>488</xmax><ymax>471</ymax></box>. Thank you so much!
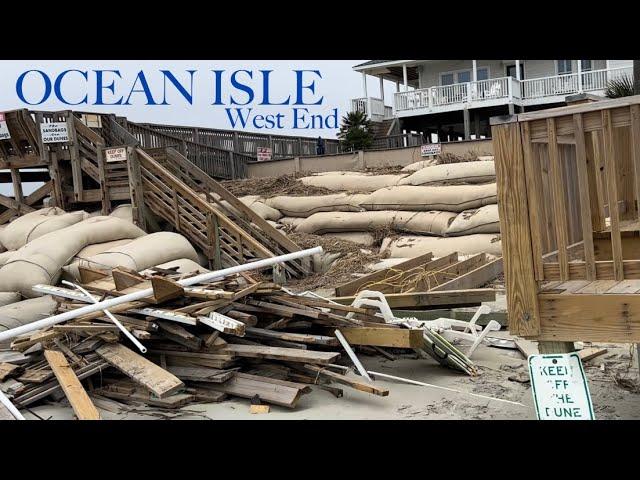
<box><xmin>62</xmin><ymin>281</ymin><xmax>147</xmax><ymax>354</ymax></box>
<box><xmin>0</xmin><ymin>389</ymin><xmax>25</xmax><ymax>420</ymax></box>
<box><xmin>335</xmin><ymin>329</ymin><xmax>372</xmax><ymax>382</ymax></box>
<box><xmin>0</xmin><ymin>247</ymin><xmax>323</xmax><ymax>343</ymax></box>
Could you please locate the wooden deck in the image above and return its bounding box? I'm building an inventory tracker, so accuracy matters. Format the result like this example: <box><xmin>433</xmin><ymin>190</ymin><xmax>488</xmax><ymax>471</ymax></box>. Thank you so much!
<box><xmin>541</xmin><ymin>279</ymin><xmax>640</xmax><ymax>294</ymax></box>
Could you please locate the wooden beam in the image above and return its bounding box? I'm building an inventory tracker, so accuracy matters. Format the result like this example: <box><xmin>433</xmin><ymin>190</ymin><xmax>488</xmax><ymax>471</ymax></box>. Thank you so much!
<box><xmin>333</xmin><ymin>327</ymin><xmax>423</xmax><ymax>348</ymax></box>
<box><xmin>332</xmin><ymin>288</ymin><xmax>496</xmax><ymax>309</ymax></box>
<box><xmin>491</xmin><ymin>119</ymin><xmax>540</xmax><ymax>336</ymax></box>
<box><xmin>304</xmin><ymin>364</ymin><xmax>389</xmax><ymax>397</ymax></box>
<box><xmin>542</xmin><ymin>259</ymin><xmax>640</xmax><ymax>280</ymax></box>
<box><xmin>574</xmin><ymin>114</ymin><xmax>596</xmax><ymax>279</ymax></box>
<box><xmin>430</xmin><ymin>257</ymin><xmax>503</xmax><ymax>291</ymax></box>
<box><xmin>221</xmin><ymin>344</ymin><xmax>340</xmax><ymax>364</ymax></box>
<box><xmin>547</xmin><ymin>117</ymin><xmax>570</xmax><ymax>280</ymax></box>
<box><xmin>537</xmin><ymin>293</ymin><xmax>640</xmax><ymax>342</ymax></box>
<box><xmin>96</xmin><ymin>343</ymin><xmax>184</xmax><ymax>398</ymax></box>
<box><xmin>43</xmin><ymin>350</ymin><xmax>100</xmax><ymax>420</ymax></box>
<box><xmin>602</xmin><ymin>109</ymin><xmax>624</xmax><ymax>280</ymax></box>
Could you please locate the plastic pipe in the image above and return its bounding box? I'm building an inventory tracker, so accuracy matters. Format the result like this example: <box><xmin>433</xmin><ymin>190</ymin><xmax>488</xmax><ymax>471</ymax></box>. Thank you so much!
<box><xmin>0</xmin><ymin>246</ymin><xmax>323</xmax><ymax>343</ymax></box>
<box><xmin>0</xmin><ymin>390</ymin><xmax>25</xmax><ymax>420</ymax></box>
<box><xmin>62</xmin><ymin>281</ymin><xmax>148</xmax><ymax>354</ymax></box>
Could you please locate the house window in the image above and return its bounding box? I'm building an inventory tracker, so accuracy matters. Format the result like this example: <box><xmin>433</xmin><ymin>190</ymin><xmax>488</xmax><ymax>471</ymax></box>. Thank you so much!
<box><xmin>581</xmin><ymin>60</ymin><xmax>592</xmax><ymax>71</ymax></box>
<box><xmin>477</xmin><ymin>68</ymin><xmax>489</xmax><ymax>81</ymax></box>
<box><xmin>458</xmin><ymin>71</ymin><xmax>471</xmax><ymax>83</ymax></box>
<box><xmin>441</xmin><ymin>73</ymin><xmax>455</xmax><ymax>85</ymax></box>
<box><xmin>557</xmin><ymin>60</ymin><xmax>573</xmax><ymax>75</ymax></box>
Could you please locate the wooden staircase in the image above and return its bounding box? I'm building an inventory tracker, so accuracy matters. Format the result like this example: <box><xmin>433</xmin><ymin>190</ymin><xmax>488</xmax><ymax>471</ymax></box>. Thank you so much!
<box><xmin>130</xmin><ymin>147</ymin><xmax>310</xmax><ymax>277</ymax></box>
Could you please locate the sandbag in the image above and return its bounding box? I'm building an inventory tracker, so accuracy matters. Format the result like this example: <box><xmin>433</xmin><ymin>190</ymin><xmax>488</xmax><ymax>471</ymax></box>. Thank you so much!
<box><xmin>401</xmin><ymin>159</ymin><xmax>439</xmax><ymax>172</ymax></box>
<box><xmin>0</xmin><ymin>216</ymin><xmax>146</xmax><ymax>298</ymax></box>
<box><xmin>366</xmin><ymin>258</ymin><xmax>411</xmax><ymax>271</ymax></box>
<box><xmin>446</xmin><ymin>204</ymin><xmax>500</xmax><ymax>236</ymax></box>
<box><xmin>299</xmin><ymin>174</ymin><xmax>407</xmax><ymax>192</ymax></box>
<box><xmin>381</xmin><ymin>234</ymin><xmax>502</xmax><ymax>258</ymax></box>
<box><xmin>0</xmin><ymin>292</ymin><xmax>21</xmax><ymax>307</ymax></box>
<box><xmin>0</xmin><ymin>207</ymin><xmax>88</xmax><ymax>250</ymax></box>
<box><xmin>398</xmin><ymin>161</ymin><xmax>495</xmax><ymax>186</ymax></box>
<box><xmin>296</xmin><ymin>210</ymin><xmax>456</xmax><ymax>236</ymax></box>
<box><xmin>109</xmin><ymin>204</ymin><xmax>133</xmax><ymax>222</ymax></box>
<box><xmin>140</xmin><ymin>258</ymin><xmax>210</xmax><ymax>276</ymax></box>
<box><xmin>279</xmin><ymin>217</ymin><xmax>306</xmax><ymax>229</ymax></box>
<box><xmin>0</xmin><ymin>224</ymin><xmax>6</xmax><ymax>253</ymax></box>
<box><xmin>324</xmin><ymin>232</ymin><xmax>375</xmax><ymax>246</ymax></box>
<box><xmin>266</xmin><ymin>193</ymin><xmax>368</xmax><ymax>217</ymax></box>
<box><xmin>0</xmin><ymin>251</ymin><xmax>14</xmax><ymax>267</ymax></box>
<box><xmin>361</xmin><ymin>184</ymin><xmax>497</xmax><ymax>212</ymax></box>
<box><xmin>312</xmin><ymin>252</ymin><xmax>343</xmax><ymax>274</ymax></box>
<box><xmin>0</xmin><ymin>296</ymin><xmax>58</xmax><ymax>334</ymax></box>
<box><xmin>220</xmin><ymin>196</ymin><xmax>282</xmax><ymax>221</ymax></box>
<box><xmin>61</xmin><ymin>239</ymin><xmax>137</xmax><ymax>281</ymax></box>
<box><xmin>63</xmin><ymin>232</ymin><xmax>199</xmax><ymax>281</ymax></box>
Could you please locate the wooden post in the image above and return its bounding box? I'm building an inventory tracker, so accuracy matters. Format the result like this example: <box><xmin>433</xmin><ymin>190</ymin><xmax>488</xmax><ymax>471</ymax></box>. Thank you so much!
<box><xmin>97</xmin><ymin>147</ymin><xmax>109</xmax><ymax>214</ymax></box>
<box><xmin>66</xmin><ymin>111</ymin><xmax>83</xmax><ymax>203</ymax></box>
<box><xmin>206</xmin><ymin>213</ymin><xmax>222</xmax><ymax>269</ymax></box>
<box><xmin>126</xmin><ymin>148</ymin><xmax>147</xmax><ymax>230</ymax></box>
<box><xmin>10</xmin><ymin>169</ymin><xmax>23</xmax><ymax>214</ymax></box>
<box><xmin>463</xmin><ymin>109</ymin><xmax>471</xmax><ymax>140</ymax></box>
<box><xmin>490</xmin><ymin>116</ymin><xmax>540</xmax><ymax>336</ymax></box>
<box><xmin>538</xmin><ymin>341</ymin><xmax>574</xmax><ymax>354</ymax></box>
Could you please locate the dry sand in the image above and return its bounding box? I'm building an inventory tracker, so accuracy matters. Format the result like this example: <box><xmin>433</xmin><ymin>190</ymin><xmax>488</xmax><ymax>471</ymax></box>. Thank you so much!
<box><xmin>22</xmin><ymin>340</ymin><xmax>640</xmax><ymax>420</ymax></box>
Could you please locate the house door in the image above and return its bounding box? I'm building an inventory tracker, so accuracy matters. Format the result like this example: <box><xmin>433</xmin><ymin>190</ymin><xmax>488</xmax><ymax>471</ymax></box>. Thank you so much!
<box><xmin>506</xmin><ymin>64</ymin><xmax>524</xmax><ymax>79</ymax></box>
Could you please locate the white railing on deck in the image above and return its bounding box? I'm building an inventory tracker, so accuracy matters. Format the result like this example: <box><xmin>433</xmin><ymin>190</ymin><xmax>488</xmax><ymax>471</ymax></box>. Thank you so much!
<box><xmin>351</xmin><ymin>98</ymin><xmax>368</xmax><ymax>114</ymax></box>
<box><xmin>351</xmin><ymin>97</ymin><xmax>392</xmax><ymax>121</ymax></box>
<box><xmin>384</xmin><ymin>105</ymin><xmax>394</xmax><ymax>119</ymax></box>
<box><xmin>521</xmin><ymin>73</ymin><xmax>579</xmax><ymax>100</ymax></box>
<box><xmin>582</xmin><ymin>66</ymin><xmax>633</xmax><ymax>93</ymax></box>
<box><xmin>471</xmin><ymin>77</ymin><xmax>510</xmax><ymax>101</ymax></box>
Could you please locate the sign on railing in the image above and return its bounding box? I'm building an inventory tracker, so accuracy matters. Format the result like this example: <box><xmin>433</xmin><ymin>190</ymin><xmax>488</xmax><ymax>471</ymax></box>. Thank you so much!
<box><xmin>40</xmin><ymin>122</ymin><xmax>69</xmax><ymax>144</ymax></box>
<box><xmin>421</xmin><ymin>143</ymin><xmax>441</xmax><ymax>157</ymax></box>
<box><xmin>257</xmin><ymin>147</ymin><xmax>273</xmax><ymax>161</ymax></box>
<box><xmin>0</xmin><ymin>113</ymin><xmax>10</xmax><ymax>141</ymax></box>
<box><xmin>105</xmin><ymin>147</ymin><xmax>128</xmax><ymax>163</ymax></box>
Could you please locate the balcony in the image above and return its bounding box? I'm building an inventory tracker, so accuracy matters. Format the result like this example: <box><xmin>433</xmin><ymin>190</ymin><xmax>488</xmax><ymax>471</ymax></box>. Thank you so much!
<box><xmin>351</xmin><ymin>97</ymin><xmax>394</xmax><ymax>122</ymax></box>
<box><xmin>384</xmin><ymin>66</ymin><xmax>633</xmax><ymax>117</ymax></box>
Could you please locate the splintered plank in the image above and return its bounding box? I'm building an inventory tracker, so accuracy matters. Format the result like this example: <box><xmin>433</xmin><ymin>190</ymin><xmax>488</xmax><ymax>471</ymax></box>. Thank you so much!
<box><xmin>245</xmin><ymin>327</ymin><xmax>339</xmax><ymax>346</ymax></box>
<box><xmin>332</xmin><ymin>327</ymin><xmax>423</xmax><ymax>348</ymax></box>
<box><xmin>197</xmin><ymin>372</ymin><xmax>307</xmax><ymax>408</ymax></box>
<box><xmin>430</xmin><ymin>257</ymin><xmax>503</xmax><ymax>291</ymax></box>
<box><xmin>0</xmin><ymin>363</ymin><xmax>23</xmax><ymax>381</ymax></box>
<box><xmin>304</xmin><ymin>364</ymin><xmax>389</xmax><ymax>397</ymax></box>
<box><xmin>166</xmin><ymin>366</ymin><xmax>235</xmax><ymax>383</ymax></box>
<box><xmin>221</xmin><ymin>344</ymin><xmax>340</xmax><ymax>364</ymax></box>
<box><xmin>96</xmin><ymin>343</ymin><xmax>184</xmax><ymax>398</ymax></box>
<box><xmin>44</xmin><ymin>350</ymin><xmax>100</xmax><ymax>420</ymax></box>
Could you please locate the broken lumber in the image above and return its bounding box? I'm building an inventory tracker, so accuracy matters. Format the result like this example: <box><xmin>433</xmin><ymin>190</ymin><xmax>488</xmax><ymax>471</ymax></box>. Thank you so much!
<box><xmin>96</xmin><ymin>343</ymin><xmax>184</xmax><ymax>398</ymax></box>
<box><xmin>43</xmin><ymin>350</ymin><xmax>100</xmax><ymax>420</ymax></box>
<box><xmin>332</xmin><ymin>326</ymin><xmax>423</xmax><ymax>348</ymax></box>
<box><xmin>221</xmin><ymin>344</ymin><xmax>340</xmax><ymax>364</ymax></box>
<box><xmin>331</xmin><ymin>289</ymin><xmax>496</xmax><ymax>309</ymax></box>
<box><xmin>304</xmin><ymin>364</ymin><xmax>389</xmax><ymax>397</ymax></box>
<box><xmin>245</xmin><ymin>327</ymin><xmax>339</xmax><ymax>346</ymax></box>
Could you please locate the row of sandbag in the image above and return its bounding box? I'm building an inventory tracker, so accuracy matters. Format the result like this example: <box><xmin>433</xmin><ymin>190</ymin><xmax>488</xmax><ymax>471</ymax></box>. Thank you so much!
<box><xmin>0</xmin><ymin>207</ymin><xmax>203</xmax><ymax>299</ymax></box>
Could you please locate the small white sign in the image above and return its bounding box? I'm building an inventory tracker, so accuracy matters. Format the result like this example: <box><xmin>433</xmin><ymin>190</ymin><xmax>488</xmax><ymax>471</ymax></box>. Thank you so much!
<box><xmin>105</xmin><ymin>147</ymin><xmax>127</xmax><ymax>163</ymax></box>
<box><xmin>40</xmin><ymin>122</ymin><xmax>69</xmax><ymax>144</ymax></box>
<box><xmin>529</xmin><ymin>353</ymin><xmax>594</xmax><ymax>420</ymax></box>
<box><xmin>420</xmin><ymin>143</ymin><xmax>441</xmax><ymax>157</ymax></box>
<box><xmin>0</xmin><ymin>113</ymin><xmax>10</xmax><ymax>141</ymax></box>
<box><xmin>257</xmin><ymin>147</ymin><xmax>272</xmax><ymax>162</ymax></box>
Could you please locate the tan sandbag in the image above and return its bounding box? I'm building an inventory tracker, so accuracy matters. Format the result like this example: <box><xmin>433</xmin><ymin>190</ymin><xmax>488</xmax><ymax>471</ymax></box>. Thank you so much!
<box><xmin>398</xmin><ymin>161</ymin><xmax>495</xmax><ymax>186</ymax></box>
<box><xmin>366</xmin><ymin>258</ymin><xmax>411</xmax><ymax>271</ymax></box>
<box><xmin>381</xmin><ymin>234</ymin><xmax>502</xmax><ymax>258</ymax></box>
<box><xmin>361</xmin><ymin>184</ymin><xmax>497</xmax><ymax>212</ymax></box>
<box><xmin>0</xmin><ymin>251</ymin><xmax>14</xmax><ymax>267</ymax></box>
<box><xmin>299</xmin><ymin>174</ymin><xmax>407</xmax><ymax>192</ymax></box>
<box><xmin>312</xmin><ymin>252</ymin><xmax>343</xmax><ymax>274</ymax></box>
<box><xmin>0</xmin><ymin>224</ymin><xmax>6</xmax><ymax>253</ymax></box>
<box><xmin>401</xmin><ymin>159</ymin><xmax>439</xmax><ymax>172</ymax></box>
<box><xmin>219</xmin><ymin>196</ymin><xmax>282</xmax><ymax>221</ymax></box>
<box><xmin>140</xmin><ymin>258</ymin><xmax>210</xmax><ymax>276</ymax></box>
<box><xmin>61</xmin><ymin>239</ymin><xmax>137</xmax><ymax>281</ymax></box>
<box><xmin>0</xmin><ymin>295</ymin><xmax>58</xmax><ymax>334</ymax></box>
<box><xmin>477</xmin><ymin>155</ymin><xmax>494</xmax><ymax>161</ymax></box>
<box><xmin>63</xmin><ymin>231</ymin><xmax>199</xmax><ymax>281</ymax></box>
<box><xmin>313</xmin><ymin>171</ymin><xmax>367</xmax><ymax>176</ymax></box>
<box><xmin>279</xmin><ymin>217</ymin><xmax>306</xmax><ymax>229</ymax></box>
<box><xmin>0</xmin><ymin>207</ymin><xmax>88</xmax><ymax>250</ymax></box>
<box><xmin>0</xmin><ymin>292</ymin><xmax>21</xmax><ymax>307</ymax></box>
<box><xmin>109</xmin><ymin>204</ymin><xmax>133</xmax><ymax>222</ymax></box>
<box><xmin>324</xmin><ymin>232</ymin><xmax>375</xmax><ymax>246</ymax></box>
<box><xmin>296</xmin><ymin>211</ymin><xmax>455</xmax><ymax>236</ymax></box>
<box><xmin>446</xmin><ymin>204</ymin><xmax>500</xmax><ymax>236</ymax></box>
<box><xmin>0</xmin><ymin>216</ymin><xmax>146</xmax><ymax>298</ymax></box>
<box><xmin>266</xmin><ymin>193</ymin><xmax>368</xmax><ymax>217</ymax></box>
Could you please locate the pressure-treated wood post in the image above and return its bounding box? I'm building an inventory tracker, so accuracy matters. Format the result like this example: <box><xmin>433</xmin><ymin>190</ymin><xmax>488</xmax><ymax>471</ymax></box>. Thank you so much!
<box><xmin>490</xmin><ymin>115</ymin><xmax>540</xmax><ymax>337</ymax></box>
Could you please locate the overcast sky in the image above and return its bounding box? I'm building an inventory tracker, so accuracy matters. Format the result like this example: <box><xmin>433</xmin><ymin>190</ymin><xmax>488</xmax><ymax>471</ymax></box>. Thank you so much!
<box><xmin>0</xmin><ymin>60</ymin><xmax>399</xmax><ymax>139</ymax></box>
